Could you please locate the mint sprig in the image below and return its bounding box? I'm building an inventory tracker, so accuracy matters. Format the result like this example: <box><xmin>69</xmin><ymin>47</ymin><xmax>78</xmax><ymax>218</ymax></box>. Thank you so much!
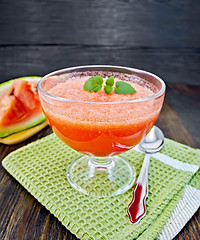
<box><xmin>84</xmin><ymin>76</ymin><xmax>136</xmax><ymax>95</ymax></box>
<box><xmin>104</xmin><ymin>76</ymin><xmax>114</xmax><ymax>94</ymax></box>
<box><xmin>106</xmin><ymin>76</ymin><xmax>114</xmax><ymax>87</ymax></box>
<box><xmin>104</xmin><ymin>85</ymin><xmax>113</xmax><ymax>94</ymax></box>
<box><xmin>114</xmin><ymin>81</ymin><xmax>136</xmax><ymax>95</ymax></box>
<box><xmin>83</xmin><ymin>75</ymin><xmax>103</xmax><ymax>93</ymax></box>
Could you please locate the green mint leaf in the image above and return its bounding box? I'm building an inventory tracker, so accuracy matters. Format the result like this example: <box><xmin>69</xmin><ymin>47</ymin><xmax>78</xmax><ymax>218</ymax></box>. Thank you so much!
<box><xmin>84</xmin><ymin>75</ymin><xmax>103</xmax><ymax>93</ymax></box>
<box><xmin>114</xmin><ymin>81</ymin><xmax>136</xmax><ymax>95</ymax></box>
<box><xmin>104</xmin><ymin>85</ymin><xmax>113</xmax><ymax>94</ymax></box>
<box><xmin>106</xmin><ymin>76</ymin><xmax>114</xmax><ymax>87</ymax></box>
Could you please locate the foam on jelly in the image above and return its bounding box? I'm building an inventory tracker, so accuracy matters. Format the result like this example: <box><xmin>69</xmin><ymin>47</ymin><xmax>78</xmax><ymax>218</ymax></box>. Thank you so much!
<box><xmin>46</xmin><ymin>71</ymin><xmax>157</xmax><ymax>102</ymax></box>
<box><xmin>42</xmin><ymin>71</ymin><xmax>163</xmax><ymax>126</ymax></box>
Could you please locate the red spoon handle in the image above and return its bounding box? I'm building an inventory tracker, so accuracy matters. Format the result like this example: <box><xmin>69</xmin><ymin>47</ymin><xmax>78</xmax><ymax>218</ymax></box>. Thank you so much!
<box><xmin>127</xmin><ymin>154</ymin><xmax>150</xmax><ymax>224</ymax></box>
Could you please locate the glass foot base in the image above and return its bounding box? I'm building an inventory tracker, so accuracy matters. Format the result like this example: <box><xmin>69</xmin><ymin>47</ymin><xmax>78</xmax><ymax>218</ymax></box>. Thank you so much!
<box><xmin>67</xmin><ymin>155</ymin><xmax>136</xmax><ymax>197</ymax></box>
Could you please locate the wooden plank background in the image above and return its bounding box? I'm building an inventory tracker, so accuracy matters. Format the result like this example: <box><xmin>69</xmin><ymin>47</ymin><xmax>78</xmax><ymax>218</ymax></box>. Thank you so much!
<box><xmin>0</xmin><ymin>0</ymin><xmax>199</xmax><ymax>85</ymax></box>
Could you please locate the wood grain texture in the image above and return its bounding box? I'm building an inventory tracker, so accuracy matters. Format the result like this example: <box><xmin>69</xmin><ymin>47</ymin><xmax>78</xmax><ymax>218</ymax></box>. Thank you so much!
<box><xmin>0</xmin><ymin>46</ymin><xmax>200</xmax><ymax>85</ymax></box>
<box><xmin>165</xmin><ymin>84</ymin><xmax>200</xmax><ymax>146</ymax></box>
<box><xmin>0</xmin><ymin>0</ymin><xmax>199</xmax><ymax>84</ymax></box>
<box><xmin>0</xmin><ymin>0</ymin><xmax>199</xmax><ymax>48</ymax></box>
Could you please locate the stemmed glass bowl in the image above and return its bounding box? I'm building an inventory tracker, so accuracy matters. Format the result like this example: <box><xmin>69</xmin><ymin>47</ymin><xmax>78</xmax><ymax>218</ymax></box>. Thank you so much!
<box><xmin>38</xmin><ymin>65</ymin><xmax>165</xmax><ymax>197</ymax></box>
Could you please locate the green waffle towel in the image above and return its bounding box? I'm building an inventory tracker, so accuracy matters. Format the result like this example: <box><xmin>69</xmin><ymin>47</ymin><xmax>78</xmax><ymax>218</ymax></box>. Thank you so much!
<box><xmin>2</xmin><ymin>133</ymin><xmax>200</xmax><ymax>240</ymax></box>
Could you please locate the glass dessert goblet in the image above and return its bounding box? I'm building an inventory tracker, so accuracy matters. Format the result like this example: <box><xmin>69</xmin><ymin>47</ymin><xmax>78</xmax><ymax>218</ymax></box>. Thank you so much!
<box><xmin>38</xmin><ymin>65</ymin><xmax>165</xmax><ymax>197</ymax></box>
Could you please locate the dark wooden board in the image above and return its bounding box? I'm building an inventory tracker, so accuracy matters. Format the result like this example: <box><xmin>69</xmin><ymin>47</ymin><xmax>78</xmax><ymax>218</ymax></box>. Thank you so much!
<box><xmin>0</xmin><ymin>46</ymin><xmax>200</xmax><ymax>85</ymax></box>
<box><xmin>165</xmin><ymin>84</ymin><xmax>200</xmax><ymax>146</ymax></box>
<box><xmin>0</xmin><ymin>0</ymin><xmax>200</xmax><ymax>48</ymax></box>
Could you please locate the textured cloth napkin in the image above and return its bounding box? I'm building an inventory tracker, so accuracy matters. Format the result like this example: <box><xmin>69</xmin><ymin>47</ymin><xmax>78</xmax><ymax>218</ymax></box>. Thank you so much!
<box><xmin>2</xmin><ymin>134</ymin><xmax>200</xmax><ymax>240</ymax></box>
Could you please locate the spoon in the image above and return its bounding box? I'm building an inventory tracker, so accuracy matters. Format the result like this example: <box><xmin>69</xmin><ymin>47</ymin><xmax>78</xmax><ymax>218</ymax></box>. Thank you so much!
<box><xmin>127</xmin><ymin>126</ymin><xmax>165</xmax><ymax>224</ymax></box>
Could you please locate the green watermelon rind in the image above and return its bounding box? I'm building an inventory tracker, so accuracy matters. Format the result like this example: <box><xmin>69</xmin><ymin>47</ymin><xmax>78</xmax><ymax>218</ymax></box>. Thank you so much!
<box><xmin>0</xmin><ymin>115</ymin><xmax>46</xmax><ymax>138</ymax></box>
<box><xmin>0</xmin><ymin>76</ymin><xmax>46</xmax><ymax>138</ymax></box>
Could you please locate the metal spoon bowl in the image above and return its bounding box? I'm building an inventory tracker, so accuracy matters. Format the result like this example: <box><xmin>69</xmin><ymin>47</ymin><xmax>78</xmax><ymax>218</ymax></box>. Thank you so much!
<box><xmin>127</xmin><ymin>126</ymin><xmax>165</xmax><ymax>224</ymax></box>
<box><xmin>139</xmin><ymin>126</ymin><xmax>164</xmax><ymax>153</ymax></box>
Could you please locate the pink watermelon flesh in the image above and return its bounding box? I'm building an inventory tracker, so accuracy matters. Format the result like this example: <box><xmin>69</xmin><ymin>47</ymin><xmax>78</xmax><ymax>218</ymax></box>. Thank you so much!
<box><xmin>0</xmin><ymin>77</ymin><xmax>46</xmax><ymax>137</ymax></box>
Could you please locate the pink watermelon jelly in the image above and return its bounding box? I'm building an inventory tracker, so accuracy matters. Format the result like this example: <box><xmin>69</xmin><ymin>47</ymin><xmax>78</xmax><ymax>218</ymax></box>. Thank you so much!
<box><xmin>40</xmin><ymin>72</ymin><xmax>164</xmax><ymax>156</ymax></box>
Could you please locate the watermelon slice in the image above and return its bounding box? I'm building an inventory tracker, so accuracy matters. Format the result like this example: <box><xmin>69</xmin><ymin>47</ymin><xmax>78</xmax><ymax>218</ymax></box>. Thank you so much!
<box><xmin>0</xmin><ymin>76</ymin><xmax>46</xmax><ymax>138</ymax></box>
